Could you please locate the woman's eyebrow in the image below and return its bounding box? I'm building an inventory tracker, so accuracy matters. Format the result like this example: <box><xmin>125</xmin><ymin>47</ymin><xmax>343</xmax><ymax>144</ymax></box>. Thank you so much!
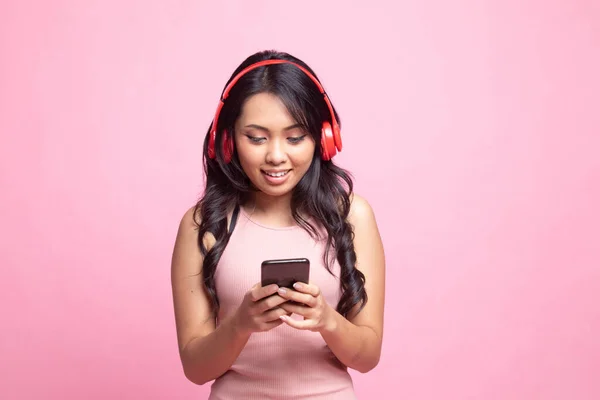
<box><xmin>244</xmin><ymin>123</ymin><xmax>303</xmax><ymax>132</ymax></box>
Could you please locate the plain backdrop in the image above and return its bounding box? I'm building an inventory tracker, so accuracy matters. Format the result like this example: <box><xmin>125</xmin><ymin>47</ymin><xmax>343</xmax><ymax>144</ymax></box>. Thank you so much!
<box><xmin>1</xmin><ymin>1</ymin><xmax>599</xmax><ymax>399</ymax></box>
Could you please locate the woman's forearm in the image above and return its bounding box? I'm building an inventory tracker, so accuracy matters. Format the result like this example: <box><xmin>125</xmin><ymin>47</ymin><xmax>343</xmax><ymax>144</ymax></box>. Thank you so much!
<box><xmin>320</xmin><ymin>309</ymin><xmax>382</xmax><ymax>373</ymax></box>
<box><xmin>180</xmin><ymin>315</ymin><xmax>250</xmax><ymax>385</ymax></box>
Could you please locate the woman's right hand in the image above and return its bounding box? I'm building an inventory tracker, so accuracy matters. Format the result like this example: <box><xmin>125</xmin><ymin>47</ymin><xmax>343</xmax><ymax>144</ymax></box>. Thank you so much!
<box><xmin>232</xmin><ymin>283</ymin><xmax>290</xmax><ymax>336</ymax></box>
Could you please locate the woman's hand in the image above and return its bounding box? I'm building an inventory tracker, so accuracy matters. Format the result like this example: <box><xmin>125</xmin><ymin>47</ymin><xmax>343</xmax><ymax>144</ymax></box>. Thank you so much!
<box><xmin>276</xmin><ymin>282</ymin><xmax>337</xmax><ymax>333</ymax></box>
<box><xmin>232</xmin><ymin>283</ymin><xmax>291</xmax><ymax>336</ymax></box>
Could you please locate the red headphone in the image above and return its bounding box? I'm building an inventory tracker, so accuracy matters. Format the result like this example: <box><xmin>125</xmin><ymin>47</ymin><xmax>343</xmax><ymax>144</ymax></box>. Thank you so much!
<box><xmin>207</xmin><ymin>59</ymin><xmax>343</xmax><ymax>163</ymax></box>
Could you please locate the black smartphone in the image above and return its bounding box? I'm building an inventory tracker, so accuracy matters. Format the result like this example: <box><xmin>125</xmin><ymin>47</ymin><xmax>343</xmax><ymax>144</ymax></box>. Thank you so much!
<box><xmin>261</xmin><ymin>258</ymin><xmax>310</xmax><ymax>289</ymax></box>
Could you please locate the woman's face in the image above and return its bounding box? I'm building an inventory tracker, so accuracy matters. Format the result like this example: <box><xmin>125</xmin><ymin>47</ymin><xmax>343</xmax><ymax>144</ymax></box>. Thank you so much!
<box><xmin>234</xmin><ymin>92</ymin><xmax>316</xmax><ymax>199</ymax></box>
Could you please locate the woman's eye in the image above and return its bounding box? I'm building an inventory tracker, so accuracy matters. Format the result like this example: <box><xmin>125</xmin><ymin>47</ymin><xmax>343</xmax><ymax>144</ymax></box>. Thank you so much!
<box><xmin>245</xmin><ymin>135</ymin><xmax>265</xmax><ymax>144</ymax></box>
<box><xmin>288</xmin><ymin>135</ymin><xmax>307</xmax><ymax>144</ymax></box>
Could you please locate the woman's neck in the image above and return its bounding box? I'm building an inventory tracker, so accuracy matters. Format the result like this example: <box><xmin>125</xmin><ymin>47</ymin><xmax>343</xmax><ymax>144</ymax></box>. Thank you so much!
<box><xmin>246</xmin><ymin>191</ymin><xmax>296</xmax><ymax>227</ymax></box>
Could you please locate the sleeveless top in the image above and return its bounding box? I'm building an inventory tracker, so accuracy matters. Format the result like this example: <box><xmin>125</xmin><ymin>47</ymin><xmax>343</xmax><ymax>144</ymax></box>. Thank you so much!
<box><xmin>208</xmin><ymin>206</ymin><xmax>356</xmax><ymax>400</ymax></box>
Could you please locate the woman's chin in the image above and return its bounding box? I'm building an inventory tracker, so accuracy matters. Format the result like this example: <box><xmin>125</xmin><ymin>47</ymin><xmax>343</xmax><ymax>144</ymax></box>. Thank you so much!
<box><xmin>252</xmin><ymin>181</ymin><xmax>296</xmax><ymax>199</ymax></box>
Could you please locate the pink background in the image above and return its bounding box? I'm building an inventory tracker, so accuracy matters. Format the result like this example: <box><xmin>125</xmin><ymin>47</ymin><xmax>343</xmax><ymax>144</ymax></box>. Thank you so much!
<box><xmin>1</xmin><ymin>1</ymin><xmax>599</xmax><ymax>399</ymax></box>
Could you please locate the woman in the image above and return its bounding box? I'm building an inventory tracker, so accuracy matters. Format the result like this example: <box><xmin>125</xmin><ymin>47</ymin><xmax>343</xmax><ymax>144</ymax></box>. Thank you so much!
<box><xmin>171</xmin><ymin>49</ymin><xmax>385</xmax><ymax>399</ymax></box>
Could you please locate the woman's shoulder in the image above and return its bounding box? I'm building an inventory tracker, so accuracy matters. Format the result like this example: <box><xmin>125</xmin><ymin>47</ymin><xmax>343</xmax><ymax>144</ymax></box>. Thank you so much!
<box><xmin>178</xmin><ymin>202</ymin><xmax>238</xmax><ymax>248</ymax></box>
<box><xmin>348</xmin><ymin>193</ymin><xmax>377</xmax><ymax>227</ymax></box>
<box><xmin>180</xmin><ymin>205</ymin><xmax>199</xmax><ymax>228</ymax></box>
<box><xmin>177</xmin><ymin>204</ymin><xmax>216</xmax><ymax>251</ymax></box>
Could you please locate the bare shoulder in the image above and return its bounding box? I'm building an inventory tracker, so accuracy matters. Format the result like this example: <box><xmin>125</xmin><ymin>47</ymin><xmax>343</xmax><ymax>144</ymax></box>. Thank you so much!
<box><xmin>347</xmin><ymin>192</ymin><xmax>383</xmax><ymax>262</ymax></box>
<box><xmin>174</xmin><ymin>205</ymin><xmax>215</xmax><ymax>254</ymax></box>
<box><xmin>171</xmin><ymin>204</ymin><xmax>210</xmax><ymax>292</ymax></box>
<box><xmin>180</xmin><ymin>205</ymin><xmax>200</xmax><ymax>230</ymax></box>
<box><xmin>348</xmin><ymin>193</ymin><xmax>378</xmax><ymax>228</ymax></box>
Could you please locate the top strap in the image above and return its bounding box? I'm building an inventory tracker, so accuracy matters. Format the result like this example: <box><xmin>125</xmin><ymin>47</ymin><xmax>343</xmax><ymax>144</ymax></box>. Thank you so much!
<box><xmin>228</xmin><ymin>203</ymin><xmax>240</xmax><ymax>234</ymax></box>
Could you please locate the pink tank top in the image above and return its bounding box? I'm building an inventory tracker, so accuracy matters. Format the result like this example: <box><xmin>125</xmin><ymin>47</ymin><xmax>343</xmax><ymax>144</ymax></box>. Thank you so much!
<box><xmin>208</xmin><ymin>207</ymin><xmax>356</xmax><ymax>400</ymax></box>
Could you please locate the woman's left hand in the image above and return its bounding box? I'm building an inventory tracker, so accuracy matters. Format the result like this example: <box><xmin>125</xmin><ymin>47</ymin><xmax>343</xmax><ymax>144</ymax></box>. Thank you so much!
<box><xmin>276</xmin><ymin>282</ymin><xmax>336</xmax><ymax>333</ymax></box>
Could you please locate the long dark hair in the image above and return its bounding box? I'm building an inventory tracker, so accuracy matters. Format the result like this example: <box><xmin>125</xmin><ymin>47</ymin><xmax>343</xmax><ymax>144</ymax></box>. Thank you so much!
<box><xmin>194</xmin><ymin>50</ymin><xmax>367</xmax><ymax>320</ymax></box>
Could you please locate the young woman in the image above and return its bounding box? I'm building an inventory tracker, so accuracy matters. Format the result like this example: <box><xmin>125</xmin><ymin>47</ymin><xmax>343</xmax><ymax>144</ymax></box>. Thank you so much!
<box><xmin>171</xmin><ymin>49</ymin><xmax>385</xmax><ymax>399</ymax></box>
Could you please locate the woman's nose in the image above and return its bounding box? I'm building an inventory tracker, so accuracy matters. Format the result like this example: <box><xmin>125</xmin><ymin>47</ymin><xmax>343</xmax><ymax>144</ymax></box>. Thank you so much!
<box><xmin>265</xmin><ymin>139</ymin><xmax>287</xmax><ymax>164</ymax></box>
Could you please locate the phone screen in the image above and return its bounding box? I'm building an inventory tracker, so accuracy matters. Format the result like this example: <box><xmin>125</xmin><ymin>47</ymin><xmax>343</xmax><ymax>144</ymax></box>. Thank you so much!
<box><xmin>261</xmin><ymin>258</ymin><xmax>310</xmax><ymax>288</ymax></box>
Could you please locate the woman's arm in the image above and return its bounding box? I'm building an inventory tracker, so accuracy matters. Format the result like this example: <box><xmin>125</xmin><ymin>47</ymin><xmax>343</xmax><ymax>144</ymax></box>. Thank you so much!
<box><xmin>171</xmin><ymin>207</ymin><xmax>249</xmax><ymax>385</ymax></box>
<box><xmin>279</xmin><ymin>194</ymin><xmax>386</xmax><ymax>373</ymax></box>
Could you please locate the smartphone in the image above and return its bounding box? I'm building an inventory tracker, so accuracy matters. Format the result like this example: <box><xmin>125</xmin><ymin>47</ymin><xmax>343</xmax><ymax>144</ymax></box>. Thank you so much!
<box><xmin>261</xmin><ymin>257</ymin><xmax>310</xmax><ymax>289</ymax></box>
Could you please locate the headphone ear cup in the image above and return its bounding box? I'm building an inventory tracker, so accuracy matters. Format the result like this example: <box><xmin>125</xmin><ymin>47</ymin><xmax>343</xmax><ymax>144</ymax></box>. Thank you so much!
<box><xmin>332</xmin><ymin>122</ymin><xmax>343</xmax><ymax>153</ymax></box>
<box><xmin>320</xmin><ymin>134</ymin><xmax>329</xmax><ymax>160</ymax></box>
<box><xmin>208</xmin><ymin>129</ymin><xmax>217</xmax><ymax>159</ymax></box>
<box><xmin>222</xmin><ymin>129</ymin><xmax>234</xmax><ymax>163</ymax></box>
<box><xmin>321</xmin><ymin>121</ymin><xmax>336</xmax><ymax>161</ymax></box>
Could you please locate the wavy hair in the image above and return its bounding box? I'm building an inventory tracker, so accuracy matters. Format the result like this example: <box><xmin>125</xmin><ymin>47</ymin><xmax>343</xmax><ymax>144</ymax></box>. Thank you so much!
<box><xmin>193</xmin><ymin>50</ymin><xmax>367</xmax><ymax>320</ymax></box>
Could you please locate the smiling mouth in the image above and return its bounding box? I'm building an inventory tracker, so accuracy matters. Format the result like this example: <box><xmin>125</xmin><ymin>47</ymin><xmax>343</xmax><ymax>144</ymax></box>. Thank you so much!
<box><xmin>262</xmin><ymin>170</ymin><xmax>290</xmax><ymax>177</ymax></box>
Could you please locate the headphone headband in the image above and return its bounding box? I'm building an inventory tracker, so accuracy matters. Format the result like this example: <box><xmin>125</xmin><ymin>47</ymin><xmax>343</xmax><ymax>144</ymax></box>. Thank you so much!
<box><xmin>223</xmin><ymin>60</ymin><xmax>324</xmax><ymax>99</ymax></box>
<box><xmin>211</xmin><ymin>60</ymin><xmax>338</xmax><ymax>135</ymax></box>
